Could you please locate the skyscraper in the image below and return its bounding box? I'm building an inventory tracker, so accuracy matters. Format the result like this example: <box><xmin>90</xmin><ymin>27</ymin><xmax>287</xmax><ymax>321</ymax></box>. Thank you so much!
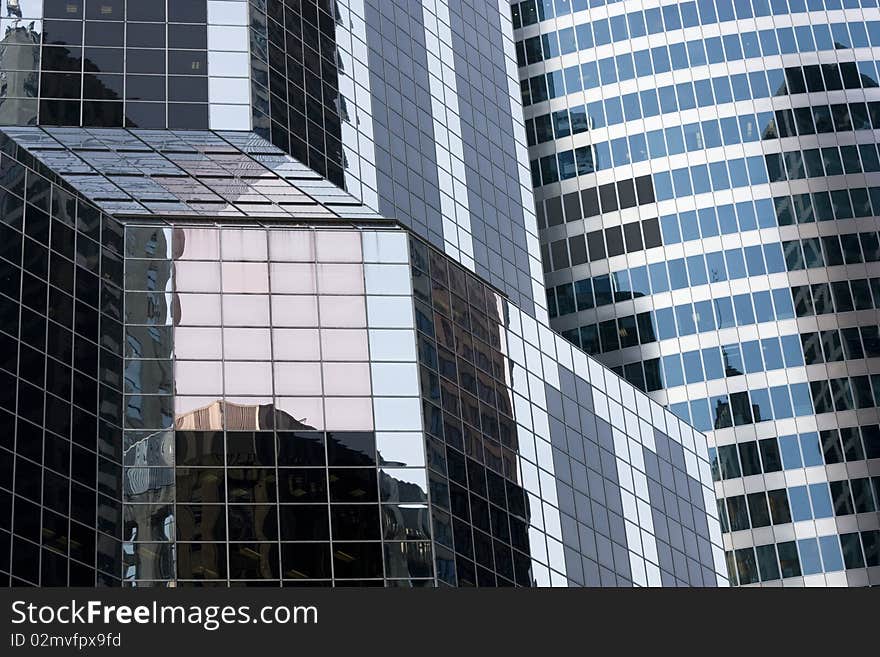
<box><xmin>0</xmin><ymin>0</ymin><xmax>725</xmax><ymax>587</ymax></box>
<box><xmin>515</xmin><ymin>0</ymin><xmax>880</xmax><ymax>585</ymax></box>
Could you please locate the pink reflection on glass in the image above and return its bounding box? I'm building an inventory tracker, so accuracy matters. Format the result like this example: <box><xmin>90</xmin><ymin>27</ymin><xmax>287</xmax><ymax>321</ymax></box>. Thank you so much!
<box><xmin>272</xmin><ymin>328</ymin><xmax>320</xmax><ymax>360</ymax></box>
<box><xmin>174</xmin><ymin>261</ymin><xmax>221</xmax><ymax>293</ymax></box>
<box><xmin>273</xmin><ymin>362</ymin><xmax>322</xmax><ymax>395</ymax></box>
<box><xmin>224</xmin><ymin>361</ymin><xmax>273</xmax><ymax>395</ymax></box>
<box><xmin>222</xmin><ymin>397</ymin><xmax>274</xmax><ymax>431</ymax></box>
<box><xmin>276</xmin><ymin>397</ymin><xmax>324</xmax><ymax>430</ymax></box>
<box><xmin>174</xmin><ymin>327</ymin><xmax>222</xmax><ymax>360</ymax></box>
<box><xmin>315</xmin><ymin>231</ymin><xmax>361</xmax><ymax>262</ymax></box>
<box><xmin>316</xmin><ymin>263</ymin><xmax>364</xmax><ymax>294</ymax></box>
<box><xmin>317</xmin><ymin>295</ymin><xmax>365</xmax><ymax>327</ymax></box>
<box><xmin>221</xmin><ymin>262</ymin><xmax>269</xmax><ymax>293</ymax></box>
<box><xmin>324</xmin><ymin>397</ymin><xmax>373</xmax><ymax>431</ymax></box>
<box><xmin>173</xmin><ymin>228</ymin><xmax>219</xmax><ymax>261</ymax></box>
<box><xmin>174</xmin><ymin>293</ymin><xmax>222</xmax><ymax>326</ymax></box>
<box><xmin>321</xmin><ymin>362</ymin><xmax>371</xmax><ymax>396</ymax></box>
<box><xmin>268</xmin><ymin>230</ymin><xmax>314</xmax><ymax>262</ymax></box>
<box><xmin>221</xmin><ymin>228</ymin><xmax>267</xmax><ymax>261</ymax></box>
<box><xmin>319</xmin><ymin>329</ymin><xmax>368</xmax><ymax>361</ymax></box>
<box><xmin>270</xmin><ymin>263</ymin><xmax>316</xmax><ymax>294</ymax></box>
<box><xmin>174</xmin><ymin>396</ymin><xmax>224</xmax><ymax>431</ymax></box>
<box><xmin>221</xmin><ymin>295</ymin><xmax>270</xmax><ymax>326</ymax></box>
<box><xmin>223</xmin><ymin>328</ymin><xmax>271</xmax><ymax>360</ymax></box>
<box><xmin>270</xmin><ymin>295</ymin><xmax>318</xmax><ymax>327</ymax></box>
<box><xmin>175</xmin><ymin>361</ymin><xmax>223</xmax><ymax>395</ymax></box>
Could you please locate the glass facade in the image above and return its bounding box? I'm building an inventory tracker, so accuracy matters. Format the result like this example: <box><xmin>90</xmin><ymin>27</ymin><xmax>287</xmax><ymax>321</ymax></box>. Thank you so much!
<box><xmin>518</xmin><ymin>0</ymin><xmax>880</xmax><ymax>586</ymax></box>
<box><xmin>0</xmin><ymin>1</ymin><xmax>727</xmax><ymax>587</ymax></box>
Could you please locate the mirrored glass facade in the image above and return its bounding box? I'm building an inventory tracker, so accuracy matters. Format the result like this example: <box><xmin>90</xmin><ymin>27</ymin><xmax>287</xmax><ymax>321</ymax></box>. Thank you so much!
<box><xmin>517</xmin><ymin>0</ymin><xmax>880</xmax><ymax>586</ymax></box>
<box><xmin>0</xmin><ymin>1</ymin><xmax>726</xmax><ymax>587</ymax></box>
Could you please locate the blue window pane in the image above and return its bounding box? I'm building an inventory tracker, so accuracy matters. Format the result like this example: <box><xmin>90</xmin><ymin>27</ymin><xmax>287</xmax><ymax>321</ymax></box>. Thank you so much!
<box><xmin>742</xmin><ymin>341</ymin><xmax>763</xmax><ymax>373</ymax></box>
<box><xmin>799</xmin><ymin>432</ymin><xmax>823</xmax><ymax>467</ymax></box>
<box><xmin>702</xmin><ymin>347</ymin><xmax>725</xmax><ymax>380</ymax></box>
<box><xmin>640</xmin><ymin>89</ymin><xmax>660</xmax><ymax>117</ymax></box>
<box><xmin>576</xmin><ymin>24</ymin><xmax>594</xmax><ymax>50</ymax></box>
<box><xmin>694</xmin><ymin>300</ymin><xmax>716</xmax><ymax>332</ymax></box>
<box><xmin>761</xmin><ymin>337</ymin><xmax>784</xmax><ymax>370</ymax></box>
<box><xmin>669</xmin><ymin>401</ymin><xmax>690</xmax><ymax>423</ymax></box>
<box><xmin>778</xmin><ymin>26</ymin><xmax>797</xmax><ymax>53</ymax></box>
<box><xmin>675</xmin><ymin>304</ymin><xmax>697</xmax><ymax>335</ymax></box>
<box><xmin>790</xmin><ymin>382</ymin><xmax>813</xmax><ymax>416</ymax></box>
<box><xmin>763</xmin><ymin>243</ymin><xmax>786</xmax><ymax>273</ymax></box>
<box><xmin>668</xmin><ymin>259</ymin><xmax>689</xmax><ymax>289</ymax></box>
<box><xmin>604</xmin><ymin>97</ymin><xmax>623</xmax><ymax>125</ymax></box>
<box><xmin>672</xmin><ymin>167</ymin><xmax>693</xmax><ymax>197</ymax></box>
<box><xmin>750</xmin><ymin>388</ymin><xmax>773</xmax><ymax>423</ymax></box>
<box><xmin>594</xmin><ymin>142</ymin><xmax>611</xmax><ymax>169</ymax></box>
<box><xmin>679</xmin><ymin>211</ymin><xmax>699</xmax><ymax>241</ymax></box>
<box><xmin>798</xmin><ymin>538</ymin><xmax>823</xmax><ymax>575</ymax></box>
<box><xmin>634</xmin><ymin>50</ymin><xmax>653</xmax><ymax>76</ymax></box>
<box><xmin>599</xmin><ymin>57</ymin><xmax>618</xmax><ymax>85</ymax></box>
<box><xmin>593</xmin><ymin>18</ymin><xmax>611</xmax><ymax>46</ymax></box>
<box><xmin>630</xmin><ymin>266</ymin><xmax>650</xmax><ymax>297</ymax></box>
<box><xmin>695</xmin><ymin>79</ymin><xmax>715</xmax><ymax>108</ymax></box>
<box><xmin>663</xmin><ymin>355</ymin><xmax>684</xmax><ymax>387</ymax></box>
<box><xmin>676</xmin><ymin>82</ymin><xmax>696</xmax><ymax>109</ymax></box>
<box><xmin>660</xmin><ymin>214</ymin><xmax>681</xmax><ymax>244</ymax></box>
<box><xmin>737</xmin><ymin>201</ymin><xmax>758</xmax><ymax>230</ymax></box>
<box><xmin>665</xmin><ymin>125</ymin><xmax>685</xmax><ymax>154</ymax></box>
<box><xmin>627</xmin><ymin>12</ymin><xmax>646</xmax><ymax>38</ymax></box>
<box><xmin>780</xmin><ymin>434</ymin><xmax>802</xmax><ymax>468</ymax></box>
<box><xmin>581</xmin><ymin>62</ymin><xmax>599</xmax><ymax>89</ymax></box>
<box><xmin>715</xmin><ymin>297</ymin><xmax>735</xmax><ymax>329</ymax></box>
<box><xmin>706</xmin><ymin>251</ymin><xmax>727</xmax><ymax>281</ymax></box>
<box><xmin>652</xmin><ymin>46</ymin><xmax>671</xmax><ymax>74</ymax></box>
<box><xmin>654</xmin><ymin>172</ymin><xmax>674</xmax><ymax>201</ymax></box>
<box><xmin>747</xmin><ymin>155</ymin><xmax>769</xmax><ymax>184</ymax></box>
<box><xmin>722</xmin><ymin>344</ymin><xmax>743</xmax><ymax>376</ymax></box>
<box><xmin>728</xmin><ymin>158</ymin><xmax>749</xmax><ymax>186</ymax></box>
<box><xmin>788</xmin><ymin>486</ymin><xmax>812</xmax><ymax>520</ymax></box>
<box><xmin>656</xmin><ymin>307</ymin><xmax>677</xmax><ymax>340</ymax></box>
<box><xmin>772</xmin><ymin>288</ymin><xmax>795</xmax><ymax>319</ymax></box>
<box><xmin>687</xmin><ymin>40</ymin><xmax>707</xmax><ymax>67</ymax></box>
<box><xmin>648</xmin><ymin>262</ymin><xmax>669</xmax><ymax>293</ymax></box>
<box><xmin>691</xmin><ymin>164</ymin><xmax>711</xmax><ymax>194</ymax></box>
<box><xmin>726</xmin><ymin>250</ymin><xmax>747</xmax><ymax>280</ymax></box>
<box><xmin>819</xmin><ymin>535</ymin><xmax>844</xmax><ymax>572</ymax></box>
<box><xmin>723</xmin><ymin>33</ymin><xmax>743</xmax><ymax>60</ymax></box>
<box><xmin>809</xmin><ymin>483</ymin><xmax>834</xmax><ymax>518</ymax></box>
<box><xmin>689</xmin><ymin>399</ymin><xmax>712</xmax><ymax>432</ymax></box>
<box><xmin>705</xmin><ymin>36</ymin><xmax>725</xmax><ymax>64</ymax></box>
<box><xmin>559</xmin><ymin>27</ymin><xmax>577</xmax><ymax>55</ymax></box>
<box><xmin>698</xmin><ymin>208</ymin><xmax>718</xmax><ymax>237</ymax></box>
<box><xmin>770</xmin><ymin>386</ymin><xmax>794</xmax><ymax>419</ymax></box>
<box><xmin>781</xmin><ymin>334</ymin><xmax>804</xmax><ymax>366</ymax></box>
<box><xmin>683</xmin><ymin>350</ymin><xmax>704</xmax><ymax>384</ymax></box>
<box><xmin>731</xmin><ymin>73</ymin><xmax>750</xmax><ymax>100</ymax></box>
<box><xmin>564</xmin><ymin>66</ymin><xmax>582</xmax><ymax>93</ymax></box>
<box><xmin>670</xmin><ymin>43</ymin><xmax>689</xmax><ymax>70</ymax></box>
<box><xmin>753</xmin><ymin>290</ymin><xmax>774</xmax><ymax>323</ymax></box>
<box><xmin>686</xmin><ymin>255</ymin><xmax>708</xmax><ymax>286</ymax></box>
<box><xmin>759</xmin><ymin>29</ymin><xmax>779</xmax><ymax>55</ymax></box>
<box><xmin>744</xmin><ymin>245</ymin><xmax>766</xmax><ymax>276</ymax></box>
<box><xmin>647</xmin><ymin>129</ymin><xmax>667</xmax><ymax>158</ymax></box>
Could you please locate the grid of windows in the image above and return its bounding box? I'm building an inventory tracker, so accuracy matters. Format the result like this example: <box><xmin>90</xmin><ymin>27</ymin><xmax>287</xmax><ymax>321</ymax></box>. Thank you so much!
<box><xmin>520</xmin><ymin>0</ymin><xmax>880</xmax><ymax>586</ymax></box>
<box><xmin>0</xmin><ymin>139</ymin><xmax>124</xmax><ymax>586</ymax></box>
<box><xmin>519</xmin><ymin>22</ymin><xmax>880</xmax><ymax>107</ymax></box>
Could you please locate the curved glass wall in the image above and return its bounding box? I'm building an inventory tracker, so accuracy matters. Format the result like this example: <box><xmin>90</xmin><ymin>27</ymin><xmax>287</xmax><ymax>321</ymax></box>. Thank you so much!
<box><xmin>516</xmin><ymin>0</ymin><xmax>880</xmax><ymax>586</ymax></box>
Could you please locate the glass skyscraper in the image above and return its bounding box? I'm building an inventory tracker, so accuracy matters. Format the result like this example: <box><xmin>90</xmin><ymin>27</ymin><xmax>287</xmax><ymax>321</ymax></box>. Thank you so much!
<box><xmin>0</xmin><ymin>0</ymin><xmax>726</xmax><ymax>587</ymax></box>
<box><xmin>515</xmin><ymin>0</ymin><xmax>880</xmax><ymax>585</ymax></box>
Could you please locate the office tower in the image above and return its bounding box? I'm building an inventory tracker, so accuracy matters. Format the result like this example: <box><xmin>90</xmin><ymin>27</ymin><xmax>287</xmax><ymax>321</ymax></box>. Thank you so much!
<box><xmin>0</xmin><ymin>0</ymin><xmax>725</xmax><ymax>587</ymax></box>
<box><xmin>515</xmin><ymin>0</ymin><xmax>880</xmax><ymax>585</ymax></box>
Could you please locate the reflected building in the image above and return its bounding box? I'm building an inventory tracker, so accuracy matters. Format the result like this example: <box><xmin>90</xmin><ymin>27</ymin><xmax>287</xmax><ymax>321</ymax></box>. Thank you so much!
<box><xmin>0</xmin><ymin>0</ymin><xmax>726</xmax><ymax>587</ymax></box>
<box><xmin>515</xmin><ymin>0</ymin><xmax>880</xmax><ymax>585</ymax></box>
